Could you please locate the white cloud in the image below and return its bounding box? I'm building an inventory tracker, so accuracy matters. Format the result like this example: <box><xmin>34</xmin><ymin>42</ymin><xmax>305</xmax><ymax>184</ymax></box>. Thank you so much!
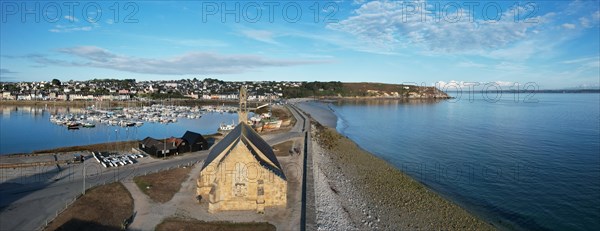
<box><xmin>49</xmin><ymin>25</ymin><xmax>92</xmax><ymax>33</ymax></box>
<box><xmin>64</xmin><ymin>15</ymin><xmax>79</xmax><ymax>22</ymax></box>
<box><xmin>353</xmin><ymin>0</ymin><xmax>366</xmax><ymax>5</ymax></box>
<box><xmin>240</xmin><ymin>29</ymin><xmax>279</xmax><ymax>45</ymax></box>
<box><xmin>561</xmin><ymin>56</ymin><xmax>600</xmax><ymax>74</ymax></box>
<box><xmin>562</xmin><ymin>23</ymin><xmax>576</xmax><ymax>29</ymax></box>
<box><xmin>579</xmin><ymin>17</ymin><xmax>591</xmax><ymax>28</ymax></box>
<box><xmin>457</xmin><ymin>61</ymin><xmax>487</xmax><ymax>68</ymax></box>
<box><xmin>325</xmin><ymin>0</ymin><xmax>599</xmax><ymax>59</ymax></box>
<box><xmin>327</xmin><ymin>0</ymin><xmax>553</xmax><ymax>55</ymax></box>
<box><xmin>159</xmin><ymin>38</ymin><xmax>228</xmax><ymax>47</ymax></box>
<box><xmin>25</xmin><ymin>46</ymin><xmax>331</xmax><ymax>75</ymax></box>
<box><xmin>561</xmin><ymin>56</ymin><xmax>599</xmax><ymax>64</ymax></box>
<box><xmin>579</xmin><ymin>11</ymin><xmax>600</xmax><ymax>28</ymax></box>
<box><xmin>435</xmin><ymin>80</ymin><xmax>517</xmax><ymax>90</ymax></box>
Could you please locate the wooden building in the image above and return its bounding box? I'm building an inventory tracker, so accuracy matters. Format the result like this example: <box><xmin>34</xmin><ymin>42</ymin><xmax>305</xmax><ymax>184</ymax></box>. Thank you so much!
<box><xmin>181</xmin><ymin>131</ymin><xmax>209</xmax><ymax>152</ymax></box>
<box><xmin>139</xmin><ymin>131</ymin><xmax>209</xmax><ymax>157</ymax></box>
<box><xmin>139</xmin><ymin>137</ymin><xmax>177</xmax><ymax>157</ymax></box>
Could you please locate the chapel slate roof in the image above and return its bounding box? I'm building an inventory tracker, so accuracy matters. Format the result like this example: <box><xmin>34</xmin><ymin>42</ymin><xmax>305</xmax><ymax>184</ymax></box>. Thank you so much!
<box><xmin>201</xmin><ymin>122</ymin><xmax>286</xmax><ymax>180</ymax></box>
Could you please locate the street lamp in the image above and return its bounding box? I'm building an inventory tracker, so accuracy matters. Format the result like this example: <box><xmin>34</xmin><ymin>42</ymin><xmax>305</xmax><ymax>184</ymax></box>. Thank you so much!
<box><xmin>115</xmin><ymin>129</ymin><xmax>119</xmax><ymax>153</ymax></box>
<box><xmin>82</xmin><ymin>158</ymin><xmax>86</xmax><ymax>195</ymax></box>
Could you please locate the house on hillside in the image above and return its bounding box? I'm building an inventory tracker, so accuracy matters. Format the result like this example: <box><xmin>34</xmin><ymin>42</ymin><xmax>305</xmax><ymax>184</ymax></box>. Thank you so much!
<box><xmin>196</xmin><ymin>122</ymin><xmax>287</xmax><ymax>213</ymax></box>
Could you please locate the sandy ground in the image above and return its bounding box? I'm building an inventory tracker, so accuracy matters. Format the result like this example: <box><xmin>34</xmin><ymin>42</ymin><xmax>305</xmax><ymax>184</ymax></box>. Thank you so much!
<box><xmin>295</xmin><ymin>101</ymin><xmax>337</xmax><ymax>128</ymax></box>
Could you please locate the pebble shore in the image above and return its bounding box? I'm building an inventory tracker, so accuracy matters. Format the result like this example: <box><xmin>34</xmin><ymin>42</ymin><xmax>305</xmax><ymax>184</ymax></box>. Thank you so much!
<box><xmin>311</xmin><ymin>124</ymin><xmax>495</xmax><ymax>230</ymax></box>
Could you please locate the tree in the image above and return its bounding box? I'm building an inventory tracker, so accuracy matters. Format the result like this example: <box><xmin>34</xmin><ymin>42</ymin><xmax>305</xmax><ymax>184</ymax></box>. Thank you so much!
<box><xmin>51</xmin><ymin>79</ymin><xmax>61</xmax><ymax>86</ymax></box>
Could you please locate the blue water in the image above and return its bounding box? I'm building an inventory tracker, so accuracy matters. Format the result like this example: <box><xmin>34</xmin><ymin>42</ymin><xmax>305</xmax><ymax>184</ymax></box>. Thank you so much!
<box><xmin>0</xmin><ymin>106</ymin><xmax>239</xmax><ymax>154</ymax></box>
<box><xmin>323</xmin><ymin>94</ymin><xmax>599</xmax><ymax>231</ymax></box>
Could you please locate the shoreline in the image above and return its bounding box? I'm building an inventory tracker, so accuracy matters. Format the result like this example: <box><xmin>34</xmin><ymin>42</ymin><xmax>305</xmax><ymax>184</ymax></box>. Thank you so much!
<box><xmin>298</xmin><ymin>100</ymin><xmax>494</xmax><ymax>230</ymax></box>
<box><xmin>0</xmin><ymin>140</ymin><xmax>140</xmax><ymax>157</ymax></box>
<box><xmin>310</xmin><ymin>122</ymin><xmax>494</xmax><ymax>230</ymax></box>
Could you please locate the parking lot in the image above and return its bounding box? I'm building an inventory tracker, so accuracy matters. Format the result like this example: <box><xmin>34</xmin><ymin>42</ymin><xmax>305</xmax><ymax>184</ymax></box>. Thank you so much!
<box><xmin>92</xmin><ymin>152</ymin><xmax>147</xmax><ymax>168</ymax></box>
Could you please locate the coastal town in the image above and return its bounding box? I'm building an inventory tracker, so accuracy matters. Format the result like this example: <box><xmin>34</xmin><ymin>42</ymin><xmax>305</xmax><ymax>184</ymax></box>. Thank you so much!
<box><xmin>0</xmin><ymin>78</ymin><xmax>450</xmax><ymax>102</ymax></box>
<box><xmin>0</xmin><ymin>78</ymin><xmax>298</xmax><ymax>102</ymax></box>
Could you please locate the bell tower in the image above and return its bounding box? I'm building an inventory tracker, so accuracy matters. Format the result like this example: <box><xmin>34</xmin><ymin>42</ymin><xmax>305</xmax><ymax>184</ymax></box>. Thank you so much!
<box><xmin>238</xmin><ymin>85</ymin><xmax>248</xmax><ymax>124</ymax></box>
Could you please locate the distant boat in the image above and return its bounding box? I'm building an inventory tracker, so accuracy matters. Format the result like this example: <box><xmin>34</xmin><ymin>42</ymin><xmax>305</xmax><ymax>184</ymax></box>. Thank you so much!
<box><xmin>67</xmin><ymin>123</ymin><xmax>80</xmax><ymax>130</ymax></box>
<box><xmin>263</xmin><ymin>119</ymin><xmax>282</xmax><ymax>130</ymax></box>
<box><xmin>82</xmin><ymin>123</ymin><xmax>95</xmax><ymax>128</ymax></box>
<box><xmin>219</xmin><ymin>120</ymin><xmax>236</xmax><ymax>131</ymax></box>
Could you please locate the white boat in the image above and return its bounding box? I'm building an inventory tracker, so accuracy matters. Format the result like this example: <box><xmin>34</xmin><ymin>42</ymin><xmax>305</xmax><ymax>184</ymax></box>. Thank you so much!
<box><xmin>219</xmin><ymin>120</ymin><xmax>236</xmax><ymax>131</ymax></box>
<box><xmin>82</xmin><ymin>122</ymin><xmax>95</xmax><ymax>128</ymax></box>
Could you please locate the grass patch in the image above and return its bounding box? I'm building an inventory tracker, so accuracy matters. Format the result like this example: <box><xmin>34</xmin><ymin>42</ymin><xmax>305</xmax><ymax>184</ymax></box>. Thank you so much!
<box><xmin>32</xmin><ymin>140</ymin><xmax>139</xmax><ymax>154</ymax></box>
<box><xmin>133</xmin><ymin>167</ymin><xmax>192</xmax><ymax>203</ymax></box>
<box><xmin>134</xmin><ymin>178</ymin><xmax>152</xmax><ymax>194</ymax></box>
<box><xmin>156</xmin><ymin>218</ymin><xmax>276</xmax><ymax>231</ymax></box>
<box><xmin>44</xmin><ymin>182</ymin><xmax>133</xmax><ymax>231</ymax></box>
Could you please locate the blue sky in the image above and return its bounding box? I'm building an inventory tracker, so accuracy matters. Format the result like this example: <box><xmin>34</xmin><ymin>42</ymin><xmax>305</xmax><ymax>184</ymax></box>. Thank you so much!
<box><xmin>0</xmin><ymin>0</ymin><xmax>599</xmax><ymax>89</ymax></box>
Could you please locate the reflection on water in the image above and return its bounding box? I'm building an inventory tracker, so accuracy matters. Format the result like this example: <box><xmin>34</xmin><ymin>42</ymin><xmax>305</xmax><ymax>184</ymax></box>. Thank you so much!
<box><xmin>330</xmin><ymin>98</ymin><xmax>446</xmax><ymax>106</ymax></box>
<box><xmin>1</xmin><ymin>105</ymin><xmax>86</xmax><ymax>118</ymax></box>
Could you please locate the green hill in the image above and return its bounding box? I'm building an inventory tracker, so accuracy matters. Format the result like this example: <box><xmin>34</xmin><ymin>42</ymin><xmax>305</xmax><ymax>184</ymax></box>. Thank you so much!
<box><xmin>283</xmin><ymin>82</ymin><xmax>450</xmax><ymax>99</ymax></box>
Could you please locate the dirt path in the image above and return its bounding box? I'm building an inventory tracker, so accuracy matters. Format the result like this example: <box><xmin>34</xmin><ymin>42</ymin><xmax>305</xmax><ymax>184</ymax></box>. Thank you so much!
<box><xmin>122</xmin><ymin>179</ymin><xmax>166</xmax><ymax>230</ymax></box>
<box><xmin>123</xmin><ymin>161</ymin><xmax>204</xmax><ymax>230</ymax></box>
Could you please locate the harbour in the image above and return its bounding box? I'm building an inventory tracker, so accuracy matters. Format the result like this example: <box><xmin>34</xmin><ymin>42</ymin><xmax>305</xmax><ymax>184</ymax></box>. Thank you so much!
<box><xmin>0</xmin><ymin>105</ymin><xmax>239</xmax><ymax>155</ymax></box>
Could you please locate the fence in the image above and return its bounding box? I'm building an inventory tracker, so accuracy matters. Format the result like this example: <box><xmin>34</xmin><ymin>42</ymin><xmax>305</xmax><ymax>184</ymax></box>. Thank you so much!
<box><xmin>41</xmin><ymin>195</ymin><xmax>79</xmax><ymax>231</ymax></box>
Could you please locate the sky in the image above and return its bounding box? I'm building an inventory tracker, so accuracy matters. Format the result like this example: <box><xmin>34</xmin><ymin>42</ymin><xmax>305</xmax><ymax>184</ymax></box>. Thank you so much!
<box><xmin>0</xmin><ymin>0</ymin><xmax>599</xmax><ymax>89</ymax></box>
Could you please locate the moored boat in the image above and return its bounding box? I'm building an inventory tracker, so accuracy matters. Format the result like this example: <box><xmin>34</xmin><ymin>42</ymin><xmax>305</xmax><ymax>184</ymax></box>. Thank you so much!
<box><xmin>82</xmin><ymin>123</ymin><xmax>95</xmax><ymax>128</ymax></box>
<box><xmin>219</xmin><ymin>120</ymin><xmax>236</xmax><ymax>131</ymax></box>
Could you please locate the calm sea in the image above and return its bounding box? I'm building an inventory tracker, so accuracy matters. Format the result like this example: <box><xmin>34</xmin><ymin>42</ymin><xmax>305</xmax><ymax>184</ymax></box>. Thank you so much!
<box><xmin>319</xmin><ymin>93</ymin><xmax>599</xmax><ymax>231</ymax></box>
<box><xmin>0</xmin><ymin>106</ymin><xmax>238</xmax><ymax>154</ymax></box>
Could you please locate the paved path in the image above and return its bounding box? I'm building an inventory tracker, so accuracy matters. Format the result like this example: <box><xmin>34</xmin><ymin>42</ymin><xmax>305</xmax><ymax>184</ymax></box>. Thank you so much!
<box><xmin>289</xmin><ymin>104</ymin><xmax>317</xmax><ymax>231</ymax></box>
